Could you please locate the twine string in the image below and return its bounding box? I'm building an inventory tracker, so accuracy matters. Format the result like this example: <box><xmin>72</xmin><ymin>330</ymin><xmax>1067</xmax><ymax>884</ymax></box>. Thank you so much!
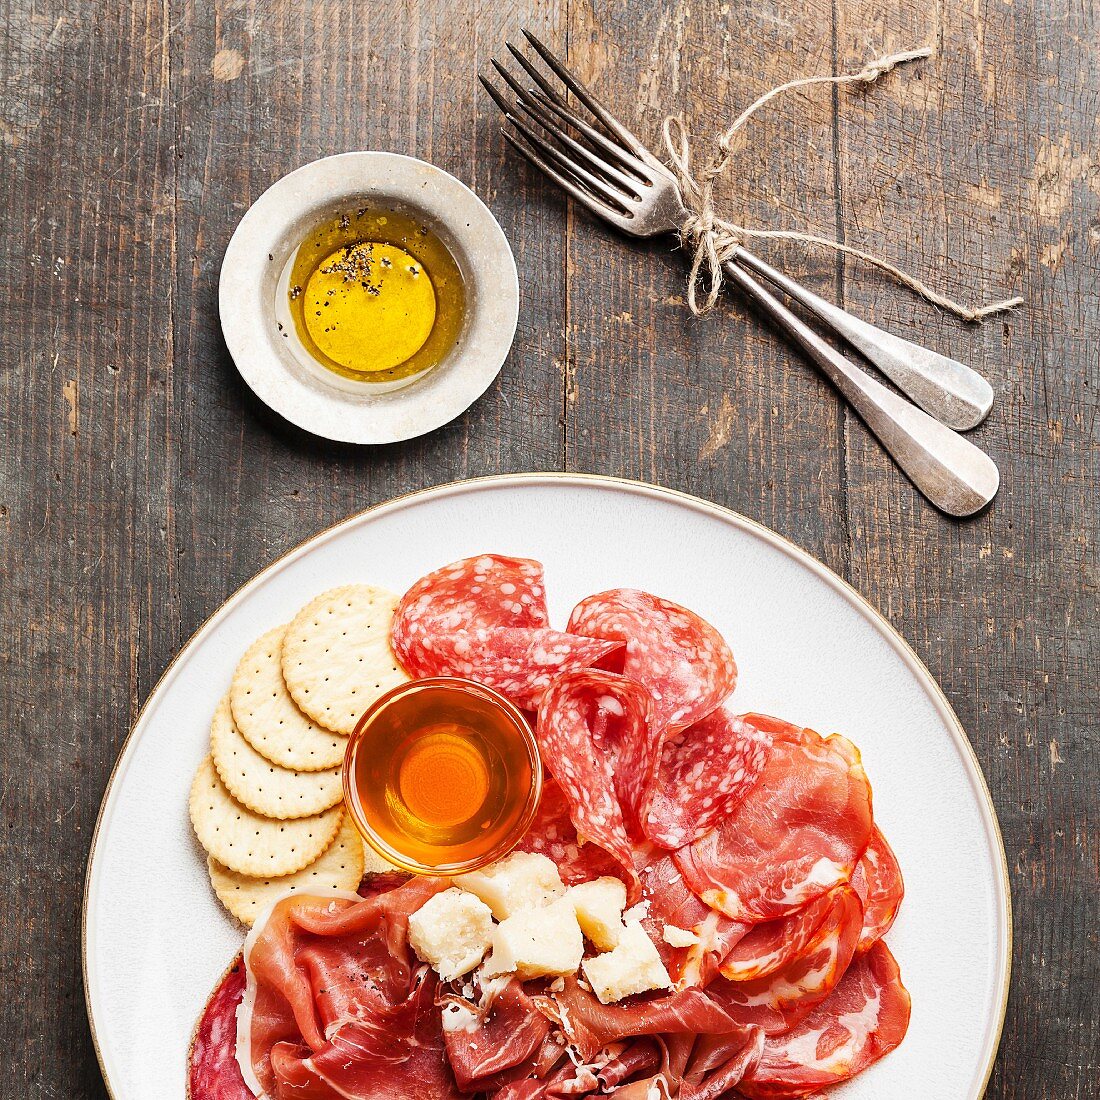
<box><xmin>661</xmin><ymin>47</ymin><xmax>1024</xmax><ymax>322</ymax></box>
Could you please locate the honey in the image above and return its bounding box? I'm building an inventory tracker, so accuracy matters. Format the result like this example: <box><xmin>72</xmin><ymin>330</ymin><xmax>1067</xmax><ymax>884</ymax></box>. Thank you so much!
<box><xmin>286</xmin><ymin>208</ymin><xmax>465</xmax><ymax>384</ymax></box>
<box><xmin>343</xmin><ymin>678</ymin><xmax>542</xmax><ymax>874</ymax></box>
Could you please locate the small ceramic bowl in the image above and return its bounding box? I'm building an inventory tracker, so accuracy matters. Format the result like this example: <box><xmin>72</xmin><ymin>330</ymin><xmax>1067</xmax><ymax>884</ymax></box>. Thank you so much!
<box><xmin>219</xmin><ymin>152</ymin><xmax>519</xmax><ymax>444</ymax></box>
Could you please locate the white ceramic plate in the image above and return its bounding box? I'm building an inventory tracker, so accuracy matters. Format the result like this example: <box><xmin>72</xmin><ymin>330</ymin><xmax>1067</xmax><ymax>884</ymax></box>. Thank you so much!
<box><xmin>84</xmin><ymin>475</ymin><xmax>1010</xmax><ymax>1099</ymax></box>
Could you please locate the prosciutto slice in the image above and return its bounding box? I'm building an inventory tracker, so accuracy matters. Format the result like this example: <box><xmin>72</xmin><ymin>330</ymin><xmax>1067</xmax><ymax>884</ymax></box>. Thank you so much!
<box><xmin>737</xmin><ymin>940</ymin><xmax>911</xmax><ymax>1098</ymax></box>
<box><xmin>851</xmin><ymin>825</ymin><xmax>905</xmax><ymax>952</ymax></box>
<box><xmin>567</xmin><ymin>589</ymin><xmax>737</xmax><ymax>732</ymax></box>
<box><xmin>535</xmin><ymin>978</ymin><xmax>743</xmax><ymax>1062</ymax></box>
<box><xmin>675</xmin><ymin>720</ymin><xmax>872</xmax><ymax>923</ymax></box>
<box><xmin>705</xmin><ymin>886</ymin><xmax>863</xmax><ymax>1034</ymax></box>
<box><xmin>392</xmin><ymin>556</ymin><xmax>620</xmax><ymax>709</ymax></box>
<box><xmin>239</xmin><ymin>878</ymin><xmax>456</xmax><ymax>1098</ymax></box>
<box><xmin>441</xmin><ymin>981</ymin><xmax>553</xmax><ymax>1091</ymax></box>
<box><xmin>188</xmin><ymin>957</ymin><xmax>253</xmax><ymax>1100</ymax></box>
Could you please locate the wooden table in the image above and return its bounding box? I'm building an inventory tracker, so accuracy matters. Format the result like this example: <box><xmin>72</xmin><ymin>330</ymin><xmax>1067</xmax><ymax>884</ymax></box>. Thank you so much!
<box><xmin>2</xmin><ymin>1</ymin><xmax>1096</xmax><ymax>1096</ymax></box>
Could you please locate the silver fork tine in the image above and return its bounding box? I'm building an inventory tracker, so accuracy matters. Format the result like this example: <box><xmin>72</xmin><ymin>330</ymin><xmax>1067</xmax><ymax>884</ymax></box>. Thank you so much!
<box><xmin>521</xmin><ymin>30</ymin><xmax>648</xmax><ymax>155</ymax></box>
<box><xmin>488</xmin><ymin>70</ymin><xmax>644</xmax><ymax>198</ymax></box>
<box><xmin>500</xmin><ymin>127</ymin><xmax>633</xmax><ymax>231</ymax></box>
<box><xmin>490</xmin><ymin>59</ymin><xmax>649</xmax><ymax>185</ymax></box>
<box><xmin>506</xmin><ymin>42</ymin><xmax>570</xmax><ymax>112</ymax></box>
<box><xmin>482</xmin><ymin>75</ymin><xmax>637</xmax><ymax>211</ymax></box>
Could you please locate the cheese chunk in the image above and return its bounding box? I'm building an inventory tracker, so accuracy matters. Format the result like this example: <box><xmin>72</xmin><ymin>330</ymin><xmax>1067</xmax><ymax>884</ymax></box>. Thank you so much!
<box><xmin>581</xmin><ymin>921</ymin><xmax>672</xmax><ymax>1004</ymax></box>
<box><xmin>567</xmin><ymin>877</ymin><xmax>627</xmax><ymax>951</ymax></box>
<box><xmin>663</xmin><ymin>924</ymin><xmax>700</xmax><ymax>948</ymax></box>
<box><xmin>408</xmin><ymin>888</ymin><xmax>494</xmax><ymax>982</ymax></box>
<box><xmin>482</xmin><ymin>897</ymin><xmax>584</xmax><ymax>979</ymax></box>
<box><xmin>454</xmin><ymin>851</ymin><xmax>565</xmax><ymax>920</ymax></box>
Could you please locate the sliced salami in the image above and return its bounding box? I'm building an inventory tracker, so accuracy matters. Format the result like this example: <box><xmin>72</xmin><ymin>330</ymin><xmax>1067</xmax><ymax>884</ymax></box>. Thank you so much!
<box><xmin>395</xmin><ymin>555</ymin><xmax>552</xmax><ymax>639</ymax></box>
<box><xmin>639</xmin><ymin>708</ymin><xmax>772</xmax><ymax>849</ymax></box>
<box><xmin>567</xmin><ymin>589</ymin><xmax>737</xmax><ymax>732</ymax></box>
<box><xmin>392</xmin><ymin>556</ymin><xmax>620</xmax><ymax>708</ymax></box>
<box><xmin>851</xmin><ymin>825</ymin><xmax>905</xmax><ymax>952</ymax></box>
<box><xmin>674</xmin><ymin>720</ymin><xmax>872</xmax><ymax>923</ymax></box>
<box><xmin>522</xmin><ymin>778</ymin><xmax>629</xmax><ymax>886</ymax></box>
<box><xmin>187</xmin><ymin>955</ymin><xmax>253</xmax><ymax>1100</ymax></box>
<box><xmin>706</xmin><ymin>885</ymin><xmax>863</xmax><ymax>1035</ymax></box>
<box><xmin>535</xmin><ymin>672</ymin><xmax>647</xmax><ymax>892</ymax></box>
<box><xmin>737</xmin><ymin>940</ymin><xmax>911</xmax><ymax>1098</ymax></box>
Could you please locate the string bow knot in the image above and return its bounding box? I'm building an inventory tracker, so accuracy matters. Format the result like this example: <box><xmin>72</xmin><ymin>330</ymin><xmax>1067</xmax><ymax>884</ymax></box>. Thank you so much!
<box><xmin>661</xmin><ymin>47</ymin><xmax>1024</xmax><ymax>322</ymax></box>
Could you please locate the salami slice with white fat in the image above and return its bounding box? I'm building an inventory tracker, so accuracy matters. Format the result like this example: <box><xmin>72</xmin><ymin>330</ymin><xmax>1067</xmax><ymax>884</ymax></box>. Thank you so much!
<box><xmin>675</xmin><ymin>718</ymin><xmax>872</xmax><ymax>923</ymax></box>
<box><xmin>737</xmin><ymin>940</ymin><xmax>911</xmax><ymax>1098</ymax></box>
<box><xmin>392</xmin><ymin>556</ymin><xmax>620</xmax><ymax>708</ymax></box>
<box><xmin>851</xmin><ymin>825</ymin><xmax>905</xmax><ymax>952</ymax></box>
<box><xmin>535</xmin><ymin>671</ymin><xmax>648</xmax><ymax>893</ymax></box>
<box><xmin>567</xmin><ymin>589</ymin><xmax>737</xmax><ymax>732</ymax></box>
<box><xmin>521</xmin><ymin>778</ymin><xmax>629</xmax><ymax>886</ymax></box>
<box><xmin>639</xmin><ymin>708</ymin><xmax>772</xmax><ymax>849</ymax></box>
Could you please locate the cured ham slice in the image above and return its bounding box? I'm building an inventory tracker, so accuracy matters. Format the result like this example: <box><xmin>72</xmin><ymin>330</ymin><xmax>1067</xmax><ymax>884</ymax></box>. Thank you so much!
<box><xmin>640</xmin><ymin>708</ymin><xmax>771</xmax><ymax>849</ymax></box>
<box><xmin>675</xmin><ymin>720</ymin><xmax>872</xmax><ymax>923</ymax></box>
<box><xmin>441</xmin><ymin>982</ymin><xmax>553</xmax><ymax>1091</ymax></box>
<box><xmin>392</xmin><ymin>556</ymin><xmax>620</xmax><ymax>709</ymax></box>
<box><xmin>738</xmin><ymin>940</ymin><xmax>911</xmax><ymax>1098</ymax></box>
<box><xmin>567</xmin><ymin>589</ymin><xmax>737</xmax><ymax>732</ymax></box>
<box><xmin>188</xmin><ymin>957</ymin><xmax>254</xmax><ymax>1100</ymax></box>
<box><xmin>720</xmin><ymin>885</ymin><xmax>857</xmax><ymax>983</ymax></box>
<box><xmin>637</xmin><ymin>856</ymin><xmax>748</xmax><ymax>987</ymax></box>
<box><xmin>535</xmin><ymin>977</ymin><xmax>743</xmax><ymax>1062</ymax></box>
<box><xmin>851</xmin><ymin>825</ymin><xmax>904</xmax><ymax>952</ymax></box>
<box><xmin>706</xmin><ymin>886</ymin><xmax>863</xmax><ymax>1034</ymax></box>
<box><xmin>266</xmin><ymin>972</ymin><xmax>456</xmax><ymax>1099</ymax></box>
<box><xmin>239</xmin><ymin>878</ymin><xmax>455</xmax><ymax>1098</ymax></box>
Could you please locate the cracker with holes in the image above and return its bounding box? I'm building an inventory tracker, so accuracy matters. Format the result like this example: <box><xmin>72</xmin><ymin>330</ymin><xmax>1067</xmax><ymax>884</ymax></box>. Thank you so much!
<box><xmin>230</xmin><ymin>624</ymin><xmax>347</xmax><ymax>771</ymax></box>
<box><xmin>209</xmin><ymin>695</ymin><xmax>342</xmax><ymax>820</ymax></box>
<box><xmin>281</xmin><ymin>584</ymin><xmax>409</xmax><ymax>735</ymax></box>
<box><xmin>207</xmin><ymin>814</ymin><xmax>365</xmax><ymax>926</ymax></box>
<box><xmin>189</xmin><ymin>757</ymin><xmax>342</xmax><ymax>878</ymax></box>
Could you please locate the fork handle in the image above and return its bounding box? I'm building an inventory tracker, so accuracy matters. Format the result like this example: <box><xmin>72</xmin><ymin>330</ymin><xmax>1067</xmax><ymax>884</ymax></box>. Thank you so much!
<box><xmin>732</xmin><ymin>247</ymin><xmax>994</xmax><ymax>431</ymax></box>
<box><xmin>722</xmin><ymin>261</ymin><xmax>999</xmax><ymax>517</ymax></box>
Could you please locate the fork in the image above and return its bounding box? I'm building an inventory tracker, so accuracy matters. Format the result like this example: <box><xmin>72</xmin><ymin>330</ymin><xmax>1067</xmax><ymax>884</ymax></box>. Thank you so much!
<box><xmin>482</xmin><ymin>32</ymin><xmax>1000</xmax><ymax>518</ymax></box>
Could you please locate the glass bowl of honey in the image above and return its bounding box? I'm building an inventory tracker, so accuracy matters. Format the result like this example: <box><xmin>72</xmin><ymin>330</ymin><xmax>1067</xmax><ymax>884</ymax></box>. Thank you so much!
<box><xmin>342</xmin><ymin>677</ymin><xmax>543</xmax><ymax>875</ymax></box>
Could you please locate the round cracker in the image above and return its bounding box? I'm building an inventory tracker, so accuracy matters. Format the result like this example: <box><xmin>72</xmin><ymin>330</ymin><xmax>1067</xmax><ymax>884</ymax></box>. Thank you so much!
<box><xmin>231</xmin><ymin>625</ymin><xmax>346</xmax><ymax>771</ymax></box>
<box><xmin>281</xmin><ymin>584</ymin><xmax>409</xmax><ymax>735</ymax></box>
<box><xmin>210</xmin><ymin>695</ymin><xmax>343</xmax><ymax>820</ymax></box>
<box><xmin>208</xmin><ymin>815</ymin><xmax>366</xmax><ymax>926</ymax></box>
<box><xmin>189</xmin><ymin>756</ymin><xmax>342</xmax><ymax>877</ymax></box>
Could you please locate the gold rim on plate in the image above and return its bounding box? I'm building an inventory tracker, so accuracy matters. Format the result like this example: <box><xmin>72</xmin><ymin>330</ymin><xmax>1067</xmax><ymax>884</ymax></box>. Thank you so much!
<box><xmin>82</xmin><ymin>472</ymin><xmax>1012</xmax><ymax>1098</ymax></box>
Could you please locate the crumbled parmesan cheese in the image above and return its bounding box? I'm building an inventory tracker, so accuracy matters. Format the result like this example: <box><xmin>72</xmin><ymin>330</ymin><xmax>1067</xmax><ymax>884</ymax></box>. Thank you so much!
<box><xmin>662</xmin><ymin>924</ymin><xmax>699</xmax><ymax>948</ymax></box>
<box><xmin>567</xmin><ymin>877</ymin><xmax>627</xmax><ymax>950</ymax></box>
<box><xmin>408</xmin><ymin>888</ymin><xmax>493</xmax><ymax>982</ymax></box>
<box><xmin>581</xmin><ymin>921</ymin><xmax>672</xmax><ymax>1004</ymax></box>
<box><xmin>482</xmin><ymin>897</ymin><xmax>584</xmax><ymax>979</ymax></box>
<box><xmin>455</xmin><ymin>851</ymin><xmax>565</xmax><ymax>920</ymax></box>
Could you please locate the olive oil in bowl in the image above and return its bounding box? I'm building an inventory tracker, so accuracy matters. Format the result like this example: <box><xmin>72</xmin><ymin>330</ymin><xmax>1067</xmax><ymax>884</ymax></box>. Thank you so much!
<box><xmin>282</xmin><ymin>208</ymin><xmax>465</xmax><ymax>388</ymax></box>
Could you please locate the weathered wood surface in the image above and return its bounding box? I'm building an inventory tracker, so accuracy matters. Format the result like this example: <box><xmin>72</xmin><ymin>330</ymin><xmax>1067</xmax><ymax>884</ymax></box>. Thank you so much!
<box><xmin>0</xmin><ymin>0</ymin><xmax>1095</xmax><ymax>1097</ymax></box>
